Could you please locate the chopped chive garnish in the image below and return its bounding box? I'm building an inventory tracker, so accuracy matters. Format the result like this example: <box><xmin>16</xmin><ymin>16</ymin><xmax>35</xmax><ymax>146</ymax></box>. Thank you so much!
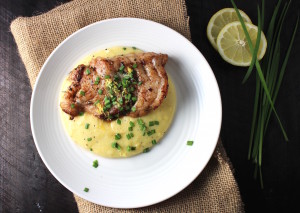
<box><xmin>119</xmin><ymin>64</ymin><xmax>125</xmax><ymax>72</ymax></box>
<box><xmin>98</xmin><ymin>89</ymin><xmax>103</xmax><ymax>95</ymax></box>
<box><xmin>94</xmin><ymin>76</ymin><xmax>100</xmax><ymax>85</ymax></box>
<box><xmin>80</xmin><ymin>90</ymin><xmax>85</xmax><ymax>96</ymax></box>
<box><xmin>112</xmin><ymin>142</ymin><xmax>121</xmax><ymax>150</ymax></box>
<box><xmin>137</xmin><ymin>118</ymin><xmax>147</xmax><ymax>134</ymax></box>
<box><xmin>118</xmin><ymin>98</ymin><xmax>123</xmax><ymax>104</ymax></box>
<box><xmin>87</xmin><ymin>137</ymin><xmax>92</xmax><ymax>141</ymax></box>
<box><xmin>143</xmin><ymin>148</ymin><xmax>150</xmax><ymax>153</ymax></box>
<box><xmin>128</xmin><ymin>126</ymin><xmax>133</xmax><ymax>131</ymax></box>
<box><xmin>84</xmin><ymin>187</ymin><xmax>89</xmax><ymax>192</ymax></box>
<box><xmin>137</xmin><ymin>118</ymin><xmax>143</xmax><ymax>125</ymax></box>
<box><xmin>85</xmin><ymin>123</ymin><xmax>90</xmax><ymax>129</ymax></box>
<box><xmin>115</xmin><ymin>133</ymin><xmax>121</xmax><ymax>140</ymax></box>
<box><xmin>138</xmin><ymin>81</ymin><xmax>142</xmax><ymax>85</ymax></box>
<box><xmin>132</xmin><ymin>97</ymin><xmax>137</xmax><ymax>102</ymax></box>
<box><xmin>71</xmin><ymin>103</ymin><xmax>75</xmax><ymax>109</ymax></box>
<box><xmin>132</xmin><ymin>46</ymin><xmax>137</xmax><ymax>50</ymax></box>
<box><xmin>147</xmin><ymin>129</ymin><xmax>156</xmax><ymax>136</ymax></box>
<box><xmin>187</xmin><ymin>141</ymin><xmax>194</xmax><ymax>146</ymax></box>
<box><xmin>86</xmin><ymin>69</ymin><xmax>90</xmax><ymax>75</ymax></box>
<box><xmin>132</xmin><ymin>63</ymin><xmax>137</xmax><ymax>68</ymax></box>
<box><xmin>104</xmin><ymin>99</ymin><xmax>110</xmax><ymax>105</ymax></box>
<box><xmin>90</xmin><ymin>148</ymin><xmax>93</xmax><ymax>151</ymax></box>
<box><xmin>93</xmin><ymin>160</ymin><xmax>98</xmax><ymax>168</ymax></box>
<box><xmin>94</xmin><ymin>100</ymin><xmax>100</xmax><ymax>105</ymax></box>
<box><xmin>131</xmin><ymin>107</ymin><xmax>136</xmax><ymax>112</ymax></box>
<box><xmin>149</xmin><ymin>121</ymin><xmax>159</xmax><ymax>126</ymax></box>
<box><xmin>117</xmin><ymin>119</ymin><xmax>121</xmax><ymax>125</ymax></box>
<box><xmin>123</xmin><ymin>47</ymin><xmax>127</xmax><ymax>50</ymax></box>
<box><xmin>152</xmin><ymin>139</ymin><xmax>157</xmax><ymax>145</ymax></box>
<box><xmin>124</xmin><ymin>75</ymin><xmax>131</xmax><ymax>80</ymax></box>
<box><xmin>104</xmin><ymin>75</ymin><xmax>110</xmax><ymax>79</ymax></box>
<box><xmin>79</xmin><ymin>112</ymin><xmax>84</xmax><ymax>116</ymax></box>
<box><xmin>126</xmin><ymin>134</ymin><xmax>132</xmax><ymax>140</ymax></box>
<box><xmin>127</xmin><ymin>146</ymin><xmax>136</xmax><ymax>152</ymax></box>
<box><xmin>129</xmin><ymin>121</ymin><xmax>135</xmax><ymax>127</ymax></box>
<box><xmin>114</xmin><ymin>75</ymin><xmax>119</xmax><ymax>81</ymax></box>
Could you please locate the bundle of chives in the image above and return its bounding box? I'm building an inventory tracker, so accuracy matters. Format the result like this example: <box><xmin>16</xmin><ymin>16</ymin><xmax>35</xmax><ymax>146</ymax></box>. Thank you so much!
<box><xmin>231</xmin><ymin>0</ymin><xmax>299</xmax><ymax>188</ymax></box>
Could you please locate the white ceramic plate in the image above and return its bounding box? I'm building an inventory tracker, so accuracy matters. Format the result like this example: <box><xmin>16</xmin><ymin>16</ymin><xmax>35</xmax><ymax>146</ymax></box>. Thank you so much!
<box><xmin>31</xmin><ymin>18</ymin><xmax>222</xmax><ymax>208</ymax></box>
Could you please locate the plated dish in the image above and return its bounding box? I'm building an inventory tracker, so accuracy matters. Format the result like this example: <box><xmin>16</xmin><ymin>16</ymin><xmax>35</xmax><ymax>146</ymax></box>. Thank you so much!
<box><xmin>60</xmin><ymin>46</ymin><xmax>176</xmax><ymax>158</ymax></box>
<box><xmin>30</xmin><ymin>18</ymin><xmax>222</xmax><ymax>208</ymax></box>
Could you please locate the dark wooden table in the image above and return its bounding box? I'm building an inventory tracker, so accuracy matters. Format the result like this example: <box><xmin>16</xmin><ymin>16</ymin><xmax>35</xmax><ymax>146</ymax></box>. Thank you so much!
<box><xmin>1</xmin><ymin>0</ymin><xmax>299</xmax><ymax>212</ymax></box>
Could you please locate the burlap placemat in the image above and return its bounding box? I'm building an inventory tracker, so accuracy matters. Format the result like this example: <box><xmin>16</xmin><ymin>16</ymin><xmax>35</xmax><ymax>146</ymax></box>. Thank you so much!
<box><xmin>10</xmin><ymin>0</ymin><xmax>244</xmax><ymax>212</ymax></box>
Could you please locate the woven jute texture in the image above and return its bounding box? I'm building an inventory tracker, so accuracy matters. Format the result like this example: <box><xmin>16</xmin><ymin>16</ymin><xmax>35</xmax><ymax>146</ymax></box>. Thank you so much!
<box><xmin>10</xmin><ymin>0</ymin><xmax>244</xmax><ymax>212</ymax></box>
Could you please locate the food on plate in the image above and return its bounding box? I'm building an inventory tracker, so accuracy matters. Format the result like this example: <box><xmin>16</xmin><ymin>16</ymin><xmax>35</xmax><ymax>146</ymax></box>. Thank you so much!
<box><xmin>60</xmin><ymin>47</ymin><xmax>176</xmax><ymax>158</ymax></box>
<box><xmin>60</xmin><ymin>52</ymin><xmax>168</xmax><ymax>120</ymax></box>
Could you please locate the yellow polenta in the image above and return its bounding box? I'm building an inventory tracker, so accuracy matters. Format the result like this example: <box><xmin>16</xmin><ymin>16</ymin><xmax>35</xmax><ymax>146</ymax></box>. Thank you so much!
<box><xmin>60</xmin><ymin>46</ymin><xmax>176</xmax><ymax>158</ymax></box>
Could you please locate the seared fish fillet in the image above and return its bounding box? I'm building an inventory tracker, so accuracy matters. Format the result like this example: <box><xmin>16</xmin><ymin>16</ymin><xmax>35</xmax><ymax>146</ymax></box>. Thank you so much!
<box><xmin>60</xmin><ymin>52</ymin><xmax>168</xmax><ymax>120</ymax></box>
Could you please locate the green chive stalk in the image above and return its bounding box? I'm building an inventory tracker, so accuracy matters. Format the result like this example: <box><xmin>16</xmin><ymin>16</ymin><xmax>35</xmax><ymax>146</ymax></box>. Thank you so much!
<box><xmin>231</xmin><ymin>0</ymin><xmax>299</xmax><ymax>188</ymax></box>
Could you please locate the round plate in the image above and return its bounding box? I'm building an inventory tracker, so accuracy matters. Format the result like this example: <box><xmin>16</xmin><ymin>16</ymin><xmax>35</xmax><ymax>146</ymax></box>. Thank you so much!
<box><xmin>31</xmin><ymin>18</ymin><xmax>222</xmax><ymax>208</ymax></box>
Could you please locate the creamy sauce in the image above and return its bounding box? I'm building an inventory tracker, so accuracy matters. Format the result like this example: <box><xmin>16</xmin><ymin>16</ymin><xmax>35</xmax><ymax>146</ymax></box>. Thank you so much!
<box><xmin>60</xmin><ymin>46</ymin><xmax>176</xmax><ymax>158</ymax></box>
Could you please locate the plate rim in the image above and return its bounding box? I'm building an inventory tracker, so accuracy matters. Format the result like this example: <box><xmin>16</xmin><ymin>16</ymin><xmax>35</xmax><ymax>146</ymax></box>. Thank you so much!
<box><xmin>30</xmin><ymin>17</ymin><xmax>222</xmax><ymax>208</ymax></box>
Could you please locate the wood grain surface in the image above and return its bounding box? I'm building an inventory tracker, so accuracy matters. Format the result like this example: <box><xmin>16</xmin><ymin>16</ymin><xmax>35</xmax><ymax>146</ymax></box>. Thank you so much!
<box><xmin>1</xmin><ymin>0</ymin><xmax>299</xmax><ymax>212</ymax></box>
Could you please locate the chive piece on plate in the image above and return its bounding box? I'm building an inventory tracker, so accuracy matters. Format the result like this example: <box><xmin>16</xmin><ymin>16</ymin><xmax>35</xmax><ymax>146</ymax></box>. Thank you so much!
<box><xmin>112</xmin><ymin>142</ymin><xmax>121</xmax><ymax>150</ymax></box>
<box><xmin>80</xmin><ymin>90</ymin><xmax>85</xmax><ymax>96</ymax></box>
<box><xmin>187</xmin><ymin>141</ymin><xmax>194</xmax><ymax>146</ymax></box>
<box><xmin>129</xmin><ymin>121</ymin><xmax>135</xmax><ymax>127</ymax></box>
<box><xmin>115</xmin><ymin>133</ymin><xmax>121</xmax><ymax>140</ymax></box>
<box><xmin>147</xmin><ymin>129</ymin><xmax>156</xmax><ymax>136</ymax></box>
<box><xmin>117</xmin><ymin>119</ymin><xmax>121</xmax><ymax>125</ymax></box>
<box><xmin>93</xmin><ymin>160</ymin><xmax>98</xmax><ymax>168</ymax></box>
<box><xmin>143</xmin><ymin>148</ymin><xmax>150</xmax><ymax>153</ymax></box>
